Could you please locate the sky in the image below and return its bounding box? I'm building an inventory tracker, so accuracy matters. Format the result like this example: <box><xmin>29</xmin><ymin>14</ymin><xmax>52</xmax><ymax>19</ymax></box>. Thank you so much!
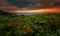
<box><xmin>0</xmin><ymin>0</ymin><xmax>60</xmax><ymax>12</ymax></box>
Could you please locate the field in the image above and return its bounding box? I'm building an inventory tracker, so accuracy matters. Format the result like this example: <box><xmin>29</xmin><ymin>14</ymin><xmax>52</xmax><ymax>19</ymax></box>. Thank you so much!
<box><xmin>0</xmin><ymin>14</ymin><xmax>60</xmax><ymax>36</ymax></box>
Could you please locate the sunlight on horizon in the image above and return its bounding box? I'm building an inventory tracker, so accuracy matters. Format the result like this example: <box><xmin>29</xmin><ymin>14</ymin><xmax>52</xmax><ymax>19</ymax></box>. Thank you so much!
<box><xmin>8</xmin><ymin>7</ymin><xmax>60</xmax><ymax>13</ymax></box>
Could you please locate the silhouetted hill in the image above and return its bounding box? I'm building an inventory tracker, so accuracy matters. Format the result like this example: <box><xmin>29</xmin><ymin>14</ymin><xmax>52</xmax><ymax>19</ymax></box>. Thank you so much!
<box><xmin>0</xmin><ymin>10</ymin><xmax>16</xmax><ymax>16</ymax></box>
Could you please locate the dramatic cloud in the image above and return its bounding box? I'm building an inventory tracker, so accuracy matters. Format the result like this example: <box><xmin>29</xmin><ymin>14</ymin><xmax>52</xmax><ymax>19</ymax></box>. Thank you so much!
<box><xmin>0</xmin><ymin>0</ymin><xmax>8</xmax><ymax>6</ymax></box>
<box><xmin>0</xmin><ymin>0</ymin><xmax>18</xmax><ymax>11</ymax></box>
<box><xmin>0</xmin><ymin>0</ymin><xmax>60</xmax><ymax>11</ymax></box>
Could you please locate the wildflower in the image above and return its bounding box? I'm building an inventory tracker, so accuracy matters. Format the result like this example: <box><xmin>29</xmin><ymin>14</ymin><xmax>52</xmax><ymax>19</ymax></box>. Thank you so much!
<box><xmin>26</xmin><ymin>28</ymin><xmax>30</xmax><ymax>33</ymax></box>
<box><xmin>14</xmin><ymin>21</ymin><xmax>18</xmax><ymax>26</ymax></box>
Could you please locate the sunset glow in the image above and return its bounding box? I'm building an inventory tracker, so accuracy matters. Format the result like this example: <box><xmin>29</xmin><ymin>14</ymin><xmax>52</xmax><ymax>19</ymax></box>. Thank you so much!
<box><xmin>9</xmin><ymin>7</ymin><xmax>60</xmax><ymax>13</ymax></box>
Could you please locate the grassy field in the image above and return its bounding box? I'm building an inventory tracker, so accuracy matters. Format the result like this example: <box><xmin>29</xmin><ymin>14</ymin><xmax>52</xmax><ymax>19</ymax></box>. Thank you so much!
<box><xmin>0</xmin><ymin>14</ymin><xmax>60</xmax><ymax>36</ymax></box>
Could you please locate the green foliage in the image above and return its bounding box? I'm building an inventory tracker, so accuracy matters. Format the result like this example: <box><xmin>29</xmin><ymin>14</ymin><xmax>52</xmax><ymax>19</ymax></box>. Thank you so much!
<box><xmin>0</xmin><ymin>14</ymin><xmax>60</xmax><ymax>36</ymax></box>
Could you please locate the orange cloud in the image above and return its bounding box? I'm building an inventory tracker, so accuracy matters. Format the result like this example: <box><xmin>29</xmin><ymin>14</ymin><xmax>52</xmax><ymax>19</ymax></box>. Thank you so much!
<box><xmin>8</xmin><ymin>7</ymin><xmax>60</xmax><ymax>13</ymax></box>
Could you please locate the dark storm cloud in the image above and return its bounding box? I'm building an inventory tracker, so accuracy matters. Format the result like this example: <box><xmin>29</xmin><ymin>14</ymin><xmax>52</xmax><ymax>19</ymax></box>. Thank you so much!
<box><xmin>0</xmin><ymin>0</ymin><xmax>18</xmax><ymax>11</ymax></box>
<box><xmin>0</xmin><ymin>0</ymin><xmax>60</xmax><ymax>11</ymax></box>
<box><xmin>0</xmin><ymin>0</ymin><xmax>8</xmax><ymax>6</ymax></box>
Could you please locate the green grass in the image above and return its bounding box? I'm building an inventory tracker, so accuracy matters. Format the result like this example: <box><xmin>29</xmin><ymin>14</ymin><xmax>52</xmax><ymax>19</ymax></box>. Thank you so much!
<box><xmin>0</xmin><ymin>14</ymin><xmax>60</xmax><ymax>36</ymax></box>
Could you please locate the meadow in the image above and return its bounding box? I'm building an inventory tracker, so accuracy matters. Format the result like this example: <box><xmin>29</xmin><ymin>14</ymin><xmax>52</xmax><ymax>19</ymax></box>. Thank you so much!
<box><xmin>0</xmin><ymin>14</ymin><xmax>60</xmax><ymax>36</ymax></box>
